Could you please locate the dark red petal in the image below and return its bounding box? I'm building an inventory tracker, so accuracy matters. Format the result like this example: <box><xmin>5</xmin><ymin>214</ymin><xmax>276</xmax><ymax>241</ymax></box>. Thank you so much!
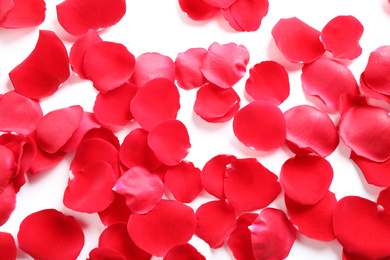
<box><xmin>165</xmin><ymin>161</ymin><xmax>202</xmax><ymax>203</ymax></box>
<box><xmin>280</xmin><ymin>155</ymin><xmax>333</xmax><ymax>205</ymax></box>
<box><xmin>175</xmin><ymin>48</ymin><xmax>208</xmax><ymax>90</ymax></box>
<box><xmin>284</xmin><ymin>105</ymin><xmax>339</xmax><ymax>157</ymax></box>
<box><xmin>147</xmin><ymin>120</ymin><xmax>191</xmax><ymax>166</ymax></box>
<box><xmin>333</xmin><ymin>196</ymin><xmax>390</xmax><ymax>259</ymax></box>
<box><xmin>98</xmin><ymin>193</ymin><xmax>131</xmax><ymax>227</ymax></box>
<box><xmin>250</xmin><ymin>208</ymin><xmax>296</xmax><ymax>260</ymax></box>
<box><xmin>285</xmin><ymin>191</ymin><xmax>336</xmax><ymax>241</ymax></box>
<box><xmin>338</xmin><ymin>105</ymin><xmax>390</xmax><ymax>162</ymax></box>
<box><xmin>9</xmin><ymin>30</ymin><xmax>70</xmax><ymax>99</ymax></box>
<box><xmin>0</xmin><ymin>232</ymin><xmax>16</xmax><ymax>260</ymax></box>
<box><xmin>224</xmin><ymin>158</ymin><xmax>281</xmax><ymax>212</ymax></box>
<box><xmin>363</xmin><ymin>46</ymin><xmax>390</xmax><ymax>96</ymax></box>
<box><xmin>301</xmin><ymin>57</ymin><xmax>359</xmax><ymax>111</ymax></box>
<box><xmin>0</xmin><ymin>145</ymin><xmax>16</xmax><ymax>194</ymax></box>
<box><xmin>378</xmin><ymin>187</ymin><xmax>390</xmax><ymax>215</ymax></box>
<box><xmin>18</xmin><ymin>209</ymin><xmax>84</xmax><ymax>260</ymax></box>
<box><xmin>114</xmin><ymin>166</ymin><xmax>164</xmax><ymax>214</ymax></box>
<box><xmin>195</xmin><ymin>200</ymin><xmax>236</xmax><ymax>248</ymax></box>
<box><xmin>233</xmin><ymin>101</ymin><xmax>286</xmax><ymax>151</ymax></box>
<box><xmin>94</xmin><ymin>83</ymin><xmax>137</xmax><ymax>126</ymax></box>
<box><xmin>222</xmin><ymin>0</ymin><xmax>268</xmax><ymax>32</ymax></box>
<box><xmin>0</xmin><ymin>0</ymin><xmax>45</xmax><ymax>28</ymax></box>
<box><xmin>56</xmin><ymin>0</ymin><xmax>126</xmax><ymax>36</ymax></box>
<box><xmin>271</xmin><ymin>17</ymin><xmax>325</xmax><ymax>63</ymax></box>
<box><xmin>178</xmin><ymin>0</ymin><xmax>218</xmax><ymax>21</ymax></box>
<box><xmin>131</xmin><ymin>52</ymin><xmax>175</xmax><ymax>88</ymax></box>
<box><xmin>0</xmin><ymin>91</ymin><xmax>42</xmax><ymax>135</ymax></box>
<box><xmin>321</xmin><ymin>15</ymin><xmax>363</xmax><ymax>60</ymax></box>
<box><xmin>84</xmin><ymin>41</ymin><xmax>135</xmax><ymax>93</ymax></box>
<box><xmin>201</xmin><ymin>154</ymin><xmax>237</xmax><ymax>199</ymax></box>
<box><xmin>164</xmin><ymin>244</ymin><xmax>206</xmax><ymax>260</ymax></box>
<box><xmin>99</xmin><ymin>223</ymin><xmax>151</xmax><ymax>260</ymax></box>
<box><xmin>88</xmin><ymin>247</ymin><xmax>126</xmax><ymax>260</ymax></box>
<box><xmin>0</xmin><ymin>0</ymin><xmax>13</xmax><ymax>22</ymax></box>
<box><xmin>244</xmin><ymin>60</ymin><xmax>289</xmax><ymax>105</ymax></box>
<box><xmin>203</xmin><ymin>0</ymin><xmax>235</xmax><ymax>8</ymax></box>
<box><xmin>0</xmin><ymin>183</ymin><xmax>16</xmax><ymax>226</ymax></box>
<box><xmin>69</xmin><ymin>30</ymin><xmax>103</xmax><ymax>80</ymax></box>
<box><xmin>201</xmin><ymin>42</ymin><xmax>249</xmax><ymax>89</ymax></box>
<box><xmin>130</xmin><ymin>78</ymin><xmax>180</xmax><ymax>131</ymax></box>
<box><xmin>64</xmin><ymin>161</ymin><xmax>116</xmax><ymax>213</ymax></box>
<box><xmin>127</xmin><ymin>199</ymin><xmax>197</xmax><ymax>257</ymax></box>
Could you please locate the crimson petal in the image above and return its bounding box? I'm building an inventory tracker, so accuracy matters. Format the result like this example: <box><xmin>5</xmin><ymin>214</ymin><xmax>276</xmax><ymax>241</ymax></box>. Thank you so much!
<box><xmin>178</xmin><ymin>0</ymin><xmax>219</xmax><ymax>21</ymax></box>
<box><xmin>0</xmin><ymin>183</ymin><xmax>16</xmax><ymax>226</ymax></box>
<box><xmin>88</xmin><ymin>247</ymin><xmax>126</xmax><ymax>260</ymax></box>
<box><xmin>98</xmin><ymin>193</ymin><xmax>131</xmax><ymax>227</ymax></box>
<box><xmin>175</xmin><ymin>48</ymin><xmax>208</xmax><ymax>90</ymax></box>
<box><xmin>81</xmin><ymin>127</ymin><xmax>120</xmax><ymax>150</ymax></box>
<box><xmin>378</xmin><ymin>187</ymin><xmax>390</xmax><ymax>215</ymax></box>
<box><xmin>18</xmin><ymin>209</ymin><xmax>84</xmax><ymax>260</ymax></box>
<box><xmin>0</xmin><ymin>0</ymin><xmax>13</xmax><ymax>22</ymax></box>
<box><xmin>203</xmin><ymin>0</ymin><xmax>235</xmax><ymax>8</ymax></box>
<box><xmin>0</xmin><ymin>232</ymin><xmax>16</xmax><ymax>260</ymax></box>
<box><xmin>0</xmin><ymin>0</ymin><xmax>45</xmax><ymax>28</ymax></box>
<box><xmin>363</xmin><ymin>46</ymin><xmax>390</xmax><ymax>96</ymax></box>
<box><xmin>164</xmin><ymin>244</ymin><xmax>206</xmax><ymax>260</ymax></box>
<box><xmin>0</xmin><ymin>145</ymin><xmax>16</xmax><ymax>194</ymax></box>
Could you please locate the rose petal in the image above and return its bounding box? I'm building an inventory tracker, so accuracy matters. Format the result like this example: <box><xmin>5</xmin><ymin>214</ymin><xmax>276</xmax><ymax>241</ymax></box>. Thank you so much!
<box><xmin>0</xmin><ymin>145</ymin><xmax>16</xmax><ymax>194</ymax></box>
<box><xmin>56</xmin><ymin>0</ymin><xmax>126</xmax><ymax>36</ymax></box>
<box><xmin>164</xmin><ymin>244</ymin><xmax>206</xmax><ymax>260</ymax></box>
<box><xmin>233</xmin><ymin>100</ymin><xmax>286</xmax><ymax>151</ymax></box>
<box><xmin>81</xmin><ymin>127</ymin><xmax>120</xmax><ymax>150</ymax></box>
<box><xmin>88</xmin><ymin>247</ymin><xmax>126</xmax><ymax>260</ymax></box>
<box><xmin>201</xmin><ymin>42</ymin><xmax>249</xmax><ymax>89</ymax></box>
<box><xmin>0</xmin><ymin>232</ymin><xmax>16</xmax><ymax>260</ymax></box>
<box><xmin>127</xmin><ymin>199</ymin><xmax>196</xmax><ymax>257</ymax></box>
<box><xmin>178</xmin><ymin>0</ymin><xmax>219</xmax><ymax>21</ymax></box>
<box><xmin>0</xmin><ymin>0</ymin><xmax>14</xmax><ymax>22</ymax></box>
<box><xmin>203</xmin><ymin>0</ymin><xmax>235</xmax><ymax>8</ymax></box>
<box><xmin>362</xmin><ymin>46</ymin><xmax>390</xmax><ymax>96</ymax></box>
<box><xmin>0</xmin><ymin>182</ymin><xmax>16</xmax><ymax>226</ymax></box>
<box><xmin>271</xmin><ymin>17</ymin><xmax>325</xmax><ymax>63</ymax></box>
<box><xmin>18</xmin><ymin>209</ymin><xmax>84</xmax><ymax>260</ymax></box>
<box><xmin>378</xmin><ymin>187</ymin><xmax>390</xmax><ymax>215</ymax></box>
<box><xmin>98</xmin><ymin>193</ymin><xmax>131</xmax><ymax>227</ymax></box>
<box><xmin>338</xmin><ymin>93</ymin><xmax>368</xmax><ymax>117</ymax></box>
<box><xmin>341</xmin><ymin>249</ymin><xmax>384</xmax><ymax>260</ymax></box>
<box><xmin>360</xmin><ymin>72</ymin><xmax>390</xmax><ymax>103</ymax></box>
<box><xmin>9</xmin><ymin>30</ymin><xmax>70</xmax><ymax>99</ymax></box>
<box><xmin>0</xmin><ymin>0</ymin><xmax>45</xmax><ymax>28</ymax></box>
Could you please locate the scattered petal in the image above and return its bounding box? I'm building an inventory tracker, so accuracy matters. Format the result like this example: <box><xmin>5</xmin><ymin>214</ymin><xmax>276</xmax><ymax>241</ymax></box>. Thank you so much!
<box><xmin>0</xmin><ymin>183</ymin><xmax>16</xmax><ymax>226</ymax></box>
<box><xmin>338</xmin><ymin>93</ymin><xmax>368</xmax><ymax>117</ymax></box>
<box><xmin>378</xmin><ymin>187</ymin><xmax>390</xmax><ymax>215</ymax></box>
<box><xmin>0</xmin><ymin>232</ymin><xmax>16</xmax><ymax>260</ymax></box>
<box><xmin>98</xmin><ymin>193</ymin><xmax>131</xmax><ymax>227</ymax></box>
<box><xmin>203</xmin><ymin>0</ymin><xmax>235</xmax><ymax>8</ymax></box>
<box><xmin>88</xmin><ymin>247</ymin><xmax>126</xmax><ymax>260</ymax></box>
<box><xmin>0</xmin><ymin>0</ymin><xmax>45</xmax><ymax>29</ymax></box>
<box><xmin>0</xmin><ymin>0</ymin><xmax>14</xmax><ymax>22</ymax></box>
<box><xmin>0</xmin><ymin>145</ymin><xmax>16</xmax><ymax>194</ymax></box>
<box><xmin>178</xmin><ymin>0</ymin><xmax>219</xmax><ymax>21</ymax></box>
<box><xmin>360</xmin><ymin>72</ymin><xmax>390</xmax><ymax>103</ymax></box>
<box><xmin>164</xmin><ymin>244</ymin><xmax>206</xmax><ymax>260</ymax></box>
<box><xmin>81</xmin><ymin>127</ymin><xmax>120</xmax><ymax>150</ymax></box>
<box><xmin>362</xmin><ymin>46</ymin><xmax>390</xmax><ymax>96</ymax></box>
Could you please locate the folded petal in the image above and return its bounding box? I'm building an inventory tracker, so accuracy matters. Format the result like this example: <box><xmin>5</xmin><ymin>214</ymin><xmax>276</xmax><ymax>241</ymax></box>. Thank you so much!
<box><xmin>360</xmin><ymin>72</ymin><xmax>390</xmax><ymax>103</ymax></box>
<box><xmin>88</xmin><ymin>247</ymin><xmax>126</xmax><ymax>260</ymax></box>
<box><xmin>164</xmin><ymin>244</ymin><xmax>206</xmax><ymax>260</ymax></box>
<box><xmin>0</xmin><ymin>0</ymin><xmax>14</xmax><ymax>22</ymax></box>
<box><xmin>81</xmin><ymin>127</ymin><xmax>120</xmax><ymax>150</ymax></box>
<box><xmin>0</xmin><ymin>0</ymin><xmax>45</xmax><ymax>28</ymax></box>
<box><xmin>0</xmin><ymin>145</ymin><xmax>16</xmax><ymax>194</ymax></box>
<box><xmin>0</xmin><ymin>183</ymin><xmax>16</xmax><ymax>226</ymax></box>
<box><xmin>98</xmin><ymin>193</ymin><xmax>131</xmax><ymax>227</ymax></box>
<box><xmin>362</xmin><ymin>46</ymin><xmax>390</xmax><ymax>96</ymax></box>
<box><xmin>0</xmin><ymin>232</ymin><xmax>16</xmax><ymax>260</ymax></box>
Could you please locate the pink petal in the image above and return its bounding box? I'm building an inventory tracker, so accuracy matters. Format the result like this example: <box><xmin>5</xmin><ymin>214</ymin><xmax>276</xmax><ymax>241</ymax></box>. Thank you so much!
<box><xmin>178</xmin><ymin>0</ymin><xmax>219</xmax><ymax>21</ymax></box>
<box><xmin>98</xmin><ymin>193</ymin><xmax>131</xmax><ymax>227</ymax></box>
<box><xmin>0</xmin><ymin>145</ymin><xmax>16</xmax><ymax>194</ymax></box>
<box><xmin>271</xmin><ymin>17</ymin><xmax>325</xmax><ymax>63</ymax></box>
<box><xmin>0</xmin><ymin>0</ymin><xmax>45</xmax><ymax>28</ymax></box>
<box><xmin>284</xmin><ymin>105</ymin><xmax>339</xmax><ymax>157</ymax></box>
<box><xmin>338</xmin><ymin>93</ymin><xmax>368</xmax><ymax>117</ymax></box>
<box><xmin>280</xmin><ymin>155</ymin><xmax>333</xmax><ymax>205</ymax></box>
<box><xmin>0</xmin><ymin>0</ymin><xmax>13</xmax><ymax>22</ymax></box>
<box><xmin>233</xmin><ymin>100</ymin><xmax>286</xmax><ymax>151</ymax></box>
<box><xmin>147</xmin><ymin>120</ymin><xmax>191</xmax><ymax>166</ymax></box>
<box><xmin>9</xmin><ymin>30</ymin><xmax>70</xmax><ymax>99</ymax></box>
<box><xmin>378</xmin><ymin>187</ymin><xmax>390</xmax><ymax>215</ymax></box>
<box><xmin>56</xmin><ymin>0</ymin><xmax>126</xmax><ymax>36</ymax></box>
<box><xmin>333</xmin><ymin>196</ymin><xmax>390</xmax><ymax>259</ymax></box>
<box><xmin>83</xmin><ymin>41</ymin><xmax>135</xmax><ymax>93</ymax></box>
<box><xmin>249</xmin><ymin>208</ymin><xmax>296</xmax><ymax>260</ymax></box>
<box><xmin>165</xmin><ymin>161</ymin><xmax>203</xmax><ymax>203</ymax></box>
<box><xmin>131</xmin><ymin>52</ymin><xmax>175</xmax><ymax>88</ymax></box>
<box><xmin>88</xmin><ymin>247</ymin><xmax>126</xmax><ymax>260</ymax></box>
<box><xmin>0</xmin><ymin>183</ymin><xmax>16</xmax><ymax>226</ymax></box>
<box><xmin>195</xmin><ymin>200</ymin><xmax>236</xmax><ymax>248</ymax></box>
<box><xmin>301</xmin><ymin>57</ymin><xmax>359</xmax><ymax>111</ymax></box>
<box><xmin>360</xmin><ymin>72</ymin><xmax>390</xmax><ymax>103</ymax></box>
<box><xmin>18</xmin><ymin>209</ymin><xmax>84</xmax><ymax>260</ymax></box>
<box><xmin>0</xmin><ymin>91</ymin><xmax>42</xmax><ymax>135</ymax></box>
<box><xmin>130</xmin><ymin>78</ymin><xmax>180</xmax><ymax>131</ymax></box>
<box><xmin>244</xmin><ymin>60</ymin><xmax>289</xmax><ymax>105</ymax></box>
<box><xmin>201</xmin><ymin>42</ymin><xmax>249</xmax><ymax>89</ymax></box>
<box><xmin>362</xmin><ymin>46</ymin><xmax>390</xmax><ymax>96</ymax></box>
<box><xmin>175</xmin><ymin>47</ymin><xmax>208</xmax><ymax>90</ymax></box>
<box><xmin>224</xmin><ymin>158</ymin><xmax>281</xmax><ymax>212</ymax></box>
<box><xmin>285</xmin><ymin>191</ymin><xmax>337</xmax><ymax>241</ymax></box>
<box><xmin>127</xmin><ymin>199</ymin><xmax>196</xmax><ymax>257</ymax></box>
<box><xmin>0</xmin><ymin>232</ymin><xmax>16</xmax><ymax>260</ymax></box>
<box><xmin>164</xmin><ymin>244</ymin><xmax>206</xmax><ymax>260</ymax></box>
<box><xmin>321</xmin><ymin>15</ymin><xmax>363</xmax><ymax>60</ymax></box>
<box><xmin>114</xmin><ymin>166</ymin><xmax>164</xmax><ymax>214</ymax></box>
<box><xmin>203</xmin><ymin>0</ymin><xmax>236</xmax><ymax>8</ymax></box>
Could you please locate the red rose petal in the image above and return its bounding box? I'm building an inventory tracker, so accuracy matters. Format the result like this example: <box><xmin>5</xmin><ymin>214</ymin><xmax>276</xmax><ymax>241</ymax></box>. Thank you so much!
<box><xmin>360</xmin><ymin>72</ymin><xmax>390</xmax><ymax>103</ymax></box>
<box><xmin>127</xmin><ymin>199</ymin><xmax>197</xmax><ymax>257</ymax></box>
<box><xmin>130</xmin><ymin>78</ymin><xmax>180</xmax><ymax>131</ymax></box>
<box><xmin>0</xmin><ymin>0</ymin><xmax>13</xmax><ymax>22</ymax></box>
<box><xmin>233</xmin><ymin>100</ymin><xmax>286</xmax><ymax>151</ymax></box>
<box><xmin>114</xmin><ymin>166</ymin><xmax>164</xmax><ymax>214</ymax></box>
<box><xmin>0</xmin><ymin>91</ymin><xmax>42</xmax><ymax>135</ymax></box>
<box><xmin>131</xmin><ymin>52</ymin><xmax>175</xmax><ymax>88</ymax></box>
<box><xmin>0</xmin><ymin>145</ymin><xmax>16</xmax><ymax>194</ymax></box>
<box><xmin>201</xmin><ymin>42</ymin><xmax>249</xmax><ymax>89</ymax></box>
<box><xmin>250</xmin><ymin>208</ymin><xmax>296</xmax><ymax>260</ymax></box>
<box><xmin>164</xmin><ymin>244</ymin><xmax>206</xmax><ymax>260</ymax></box>
<box><xmin>64</xmin><ymin>161</ymin><xmax>116</xmax><ymax>213</ymax></box>
<box><xmin>195</xmin><ymin>200</ymin><xmax>236</xmax><ymax>249</ymax></box>
<box><xmin>98</xmin><ymin>193</ymin><xmax>131</xmax><ymax>227</ymax></box>
<box><xmin>36</xmin><ymin>105</ymin><xmax>83</xmax><ymax>154</ymax></box>
<box><xmin>83</xmin><ymin>41</ymin><xmax>135</xmax><ymax>93</ymax></box>
<box><xmin>203</xmin><ymin>0</ymin><xmax>236</xmax><ymax>8</ymax></box>
<box><xmin>0</xmin><ymin>183</ymin><xmax>16</xmax><ymax>226</ymax></box>
<box><xmin>271</xmin><ymin>17</ymin><xmax>325</xmax><ymax>63</ymax></box>
<box><xmin>341</xmin><ymin>249</ymin><xmax>384</xmax><ymax>260</ymax></box>
<box><xmin>321</xmin><ymin>15</ymin><xmax>363</xmax><ymax>60</ymax></box>
<box><xmin>363</xmin><ymin>46</ymin><xmax>390</xmax><ymax>96</ymax></box>
<box><xmin>301</xmin><ymin>57</ymin><xmax>359</xmax><ymax>111</ymax></box>
<box><xmin>280</xmin><ymin>155</ymin><xmax>334</xmax><ymax>205</ymax></box>
<box><xmin>224</xmin><ymin>158</ymin><xmax>281</xmax><ymax>212</ymax></box>
<box><xmin>56</xmin><ymin>0</ymin><xmax>126</xmax><ymax>36</ymax></box>
<box><xmin>0</xmin><ymin>0</ymin><xmax>45</xmax><ymax>29</ymax></box>
<box><xmin>179</xmin><ymin>0</ymin><xmax>219</xmax><ymax>21</ymax></box>
<box><xmin>338</xmin><ymin>105</ymin><xmax>390</xmax><ymax>162</ymax></box>
<box><xmin>0</xmin><ymin>232</ymin><xmax>16</xmax><ymax>260</ymax></box>
<box><xmin>9</xmin><ymin>30</ymin><xmax>70</xmax><ymax>99</ymax></box>
<box><xmin>244</xmin><ymin>60</ymin><xmax>289</xmax><ymax>105</ymax></box>
<box><xmin>333</xmin><ymin>196</ymin><xmax>390</xmax><ymax>259</ymax></box>
<box><xmin>99</xmin><ymin>223</ymin><xmax>151</xmax><ymax>260</ymax></box>
<box><xmin>285</xmin><ymin>191</ymin><xmax>337</xmax><ymax>241</ymax></box>
<box><xmin>338</xmin><ymin>93</ymin><xmax>368</xmax><ymax>117</ymax></box>
<box><xmin>175</xmin><ymin>47</ymin><xmax>208</xmax><ymax>90</ymax></box>
<box><xmin>165</xmin><ymin>161</ymin><xmax>202</xmax><ymax>203</ymax></box>
<box><xmin>378</xmin><ymin>187</ymin><xmax>390</xmax><ymax>215</ymax></box>
<box><xmin>284</xmin><ymin>105</ymin><xmax>339</xmax><ymax>157</ymax></box>
<box><xmin>18</xmin><ymin>209</ymin><xmax>84</xmax><ymax>260</ymax></box>
<box><xmin>88</xmin><ymin>247</ymin><xmax>126</xmax><ymax>260</ymax></box>
<box><xmin>201</xmin><ymin>93</ymin><xmax>240</xmax><ymax>123</ymax></box>
<box><xmin>147</xmin><ymin>120</ymin><xmax>191</xmax><ymax>166</ymax></box>
<box><xmin>81</xmin><ymin>127</ymin><xmax>120</xmax><ymax>150</ymax></box>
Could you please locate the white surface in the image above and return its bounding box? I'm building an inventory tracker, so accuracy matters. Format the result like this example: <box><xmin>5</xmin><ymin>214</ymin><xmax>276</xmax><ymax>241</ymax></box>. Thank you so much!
<box><xmin>1</xmin><ymin>0</ymin><xmax>390</xmax><ymax>259</ymax></box>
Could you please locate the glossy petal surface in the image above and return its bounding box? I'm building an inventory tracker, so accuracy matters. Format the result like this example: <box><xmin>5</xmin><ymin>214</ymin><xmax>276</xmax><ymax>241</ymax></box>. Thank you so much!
<box><xmin>228</xmin><ymin>213</ymin><xmax>257</xmax><ymax>260</ymax></box>
<box><xmin>0</xmin><ymin>232</ymin><xmax>16</xmax><ymax>260</ymax></box>
<box><xmin>0</xmin><ymin>0</ymin><xmax>45</xmax><ymax>28</ymax></box>
<box><xmin>164</xmin><ymin>244</ymin><xmax>206</xmax><ymax>260</ymax></box>
<box><xmin>363</xmin><ymin>46</ymin><xmax>390</xmax><ymax>96</ymax></box>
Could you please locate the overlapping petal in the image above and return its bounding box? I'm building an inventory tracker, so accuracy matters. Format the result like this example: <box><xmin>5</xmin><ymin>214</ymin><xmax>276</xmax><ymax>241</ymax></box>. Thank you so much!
<box><xmin>175</xmin><ymin>48</ymin><xmax>208</xmax><ymax>90</ymax></box>
<box><xmin>88</xmin><ymin>247</ymin><xmax>126</xmax><ymax>260</ymax></box>
<box><xmin>378</xmin><ymin>187</ymin><xmax>390</xmax><ymax>214</ymax></box>
<box><xmin>178</xmin><ymin>0</ymin><xmax>219</xmax><ymax>21</ymax></box>
<box><xmin>0</xmin><ymin>183</ymin><xmax>16</xmax><ymax>226</ymax></box>
<box><xmin>98</xmin><ymin>193</ymin><xmax>131</xmax><ymax>227</ymax></box>
<box><xmin>203</xmin><ymin>0</ymin><xmax>235</xmax><ymax>8</ymax></box>
<box><xmin>164</xmin><ymin>244</ymin><xmax>206</xmax><ymax>260</ymax></box>
<box><xmin>0</xmin><ymin>232</ymin><xmax>16</xmax><ymax>260</ymax></box>
<box><xmin>0</xmin><ymin>0</ymin><xmax>14</xmax><ymax>22</ymax></box>
<box><xmin>362</xmin><ymin>46</ymin><xmax>390</xmax><ymax>96</ymax></box>
<box><xmin>0</xmin><ymin>145</ymin><xmax>16</xmax><ymax>193</ymax></box>
<box><xmin>0</xmin><ymin>0</ymin><xmax>45</xmax><ymax>29</ymax></box>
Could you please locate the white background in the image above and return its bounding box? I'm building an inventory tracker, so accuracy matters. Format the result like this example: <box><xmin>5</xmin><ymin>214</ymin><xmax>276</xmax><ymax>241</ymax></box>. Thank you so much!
<box><xmin>1</xmin><ymin>0</ymin><xmax>390</xmax><ymax>259</ymax></box>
